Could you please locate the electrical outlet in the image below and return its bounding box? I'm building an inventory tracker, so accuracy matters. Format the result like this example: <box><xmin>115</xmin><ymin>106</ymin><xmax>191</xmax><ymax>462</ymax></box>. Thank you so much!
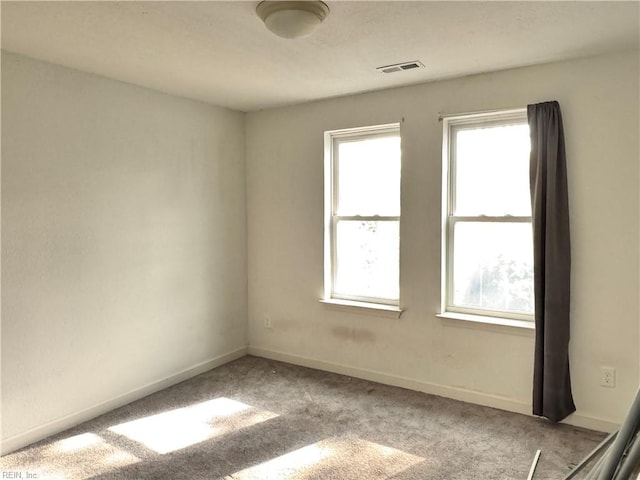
<box><xmin>600</xmin><ymin>367</ymin><xmax>615</xmax><ymax>388</ymax></box>
<box><xmin>264</xmin><ymin>315</ymin><xmax>272</xmax><ymax>329</ymax></box>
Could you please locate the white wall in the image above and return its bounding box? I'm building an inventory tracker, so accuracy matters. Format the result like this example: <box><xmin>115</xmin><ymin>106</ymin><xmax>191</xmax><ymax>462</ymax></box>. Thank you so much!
<box><xmin>2</xmin><ymin>48</ymin><xmax>637</xmax><ymax>456</ymax></box>
<box><xmin>246</xmin><ymin>51</ymin><xmax>639</xmax><ymax>431</ymax></box>
<box><xmin>1</xmin><ymin>51</ymin><xmax>248</xmax><ymax>453</ymax></box>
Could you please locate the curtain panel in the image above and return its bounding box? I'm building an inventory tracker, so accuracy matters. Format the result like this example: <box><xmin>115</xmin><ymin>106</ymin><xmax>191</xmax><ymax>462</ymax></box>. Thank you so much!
<box><xmin>528</xmin><ymin>100</ymin><xmax>576</xmax><ymax>422</ymax></box>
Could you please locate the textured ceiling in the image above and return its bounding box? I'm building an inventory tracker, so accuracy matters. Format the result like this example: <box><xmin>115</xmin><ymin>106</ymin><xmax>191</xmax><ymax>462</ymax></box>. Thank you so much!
<box><xmin>2</xmin><ymin>1</ymin><xmax>639</xmax><ymax>112</ymax></box>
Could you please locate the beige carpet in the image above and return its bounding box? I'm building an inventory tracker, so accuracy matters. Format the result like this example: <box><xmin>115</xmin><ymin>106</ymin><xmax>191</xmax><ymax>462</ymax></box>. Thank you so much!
<box><xmin>1</xmin><ymin>356</ymin><xmax>607</xmax><ymax>479</ymax></box>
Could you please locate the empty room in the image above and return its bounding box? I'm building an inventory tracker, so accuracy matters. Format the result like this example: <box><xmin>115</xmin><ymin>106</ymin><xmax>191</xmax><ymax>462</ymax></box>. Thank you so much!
<box><xmin>1</xmin><ymin>1</ymin><xmax>639</xmax><ymax>479</ymax></box>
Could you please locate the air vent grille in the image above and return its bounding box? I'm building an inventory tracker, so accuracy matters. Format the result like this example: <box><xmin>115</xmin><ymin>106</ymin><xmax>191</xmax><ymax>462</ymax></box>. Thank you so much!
<box><xmin>377</xmin><ymin>60</ymin><xmax>425</xmax><ymax>74</ymax></box>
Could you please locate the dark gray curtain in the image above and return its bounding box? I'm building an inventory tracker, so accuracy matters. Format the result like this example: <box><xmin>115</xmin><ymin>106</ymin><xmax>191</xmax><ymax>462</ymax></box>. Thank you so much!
<box><xmin>528</xmin><ymin>101</ymin><xmax>576</xmax><ymax>422</ymax></box>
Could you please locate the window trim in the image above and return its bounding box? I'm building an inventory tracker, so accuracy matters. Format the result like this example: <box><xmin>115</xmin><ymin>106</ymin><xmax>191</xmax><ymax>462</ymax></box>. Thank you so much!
<box><xmin>441</xmin><ymin>109</ymin><xmax>534</xmax><ymax>322</ymax></box>
<box><xmin>324</xmin><ymin>123</ymin><xmax>401</xmax><ymax>307</ymax></box>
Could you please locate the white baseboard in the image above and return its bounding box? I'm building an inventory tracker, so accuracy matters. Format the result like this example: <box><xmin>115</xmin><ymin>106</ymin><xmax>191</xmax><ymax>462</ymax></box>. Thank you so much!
<box><xmin>1</xmin><ymin>346</ymin><xmax>248</xmax><ymax>456</ymax></box>
<box><xmin>3</xmin><ymin>344</ymin><xmax>618</xmax><ymax>456</ymax></box>
<box><xmin>247</xmin><ymin>346</ymin><xmax>619</xmax><ymax>434</ymax></box>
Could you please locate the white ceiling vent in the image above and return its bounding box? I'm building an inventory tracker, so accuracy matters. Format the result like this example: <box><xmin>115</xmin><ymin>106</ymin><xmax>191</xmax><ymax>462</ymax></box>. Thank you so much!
<box><xmin>377</xmin><ymin>60</ymin><xmax>425</xmax><ymax>74</ymax></box>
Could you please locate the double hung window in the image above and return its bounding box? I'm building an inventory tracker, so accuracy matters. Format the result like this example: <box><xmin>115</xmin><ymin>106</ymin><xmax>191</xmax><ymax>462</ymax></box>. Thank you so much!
<box><xmin>324</xmin><ymin>124</ymin><xmax>401</xmax><ymax>307</ymax></box>
<box><xmin>442</xmin><ymin>110</ymin><xmax>533</xmax><ymax>321</ymax></box>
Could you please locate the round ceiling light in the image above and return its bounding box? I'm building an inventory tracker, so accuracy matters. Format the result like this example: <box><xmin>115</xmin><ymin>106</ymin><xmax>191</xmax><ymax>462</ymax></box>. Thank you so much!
<box><xmin>256</xmin><ymin>1</ymin><xmax>330</xmax><ymax>39</ymax></box>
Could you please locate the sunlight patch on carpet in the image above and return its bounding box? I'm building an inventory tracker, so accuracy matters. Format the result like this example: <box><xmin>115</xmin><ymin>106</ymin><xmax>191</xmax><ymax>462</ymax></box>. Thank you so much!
<box><xmin>57</xmin><ymin>432</ymin><xmax>104</xmax><ymax>451</ymax></box>
<box><xmin>109</xmin><ymin>397</ymin><xmax>278</xmax><ymax>454</ymax></box>
<box><xmin>227</xmin><ymin>436</ymin><xmax>424</xmax><ymax>480</ymax></box>
<box><xmin>0</xmin><ymin>432</ymin><xmax>140</xmax><ymax>479</ymax></box>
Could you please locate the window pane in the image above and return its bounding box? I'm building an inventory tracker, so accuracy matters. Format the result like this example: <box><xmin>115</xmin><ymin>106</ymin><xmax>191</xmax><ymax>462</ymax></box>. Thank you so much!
<box><xmin>337</xmin><ymin>135</ymin><xmax>400</xmax><ymax>216</ymax></box>
<box><xmin>454</xmin><ymin>124</ymin><xmax>531</xmax><ymax>216</ymax></box>
<box><xmin>334</xmin><ymin>220</ymin><xmax>399</xmax><ymax>301</ymax></box>
<box><xmin>452</xmin><ymin>222</ymin><xmax>533</xmax><ymax>314</ymax></box>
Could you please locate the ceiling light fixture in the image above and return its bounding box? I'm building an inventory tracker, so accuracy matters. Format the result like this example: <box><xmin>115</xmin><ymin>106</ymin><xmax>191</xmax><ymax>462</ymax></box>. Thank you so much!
<box><xmin>256</xmin><ymin>1</ymin><xmax>329</xmax><ymax>39</ymax></box>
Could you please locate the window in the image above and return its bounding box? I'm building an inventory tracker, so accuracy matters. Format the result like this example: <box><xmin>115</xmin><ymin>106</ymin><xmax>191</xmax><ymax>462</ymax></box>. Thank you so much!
<box><xmin>324</xmin><ymin>124</ymin><xmax>401</xmax><ymax>307</ymax></box>
<box><xmin>442</xmin><ymin>110</ymin><xmax>533</xmax><ymax>321</ymax></box>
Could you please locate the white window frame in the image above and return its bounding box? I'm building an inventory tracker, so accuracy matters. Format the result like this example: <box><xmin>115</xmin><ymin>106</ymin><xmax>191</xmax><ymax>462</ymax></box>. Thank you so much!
<box><xmin>441</xmin><ymin>109</ymin><xmax>534</xmax><ymax>322</ymax></box>
<box><xmin>323</xmin><ymin>123</ymin><xmax>401</xmax><ymax>307</ymax></box>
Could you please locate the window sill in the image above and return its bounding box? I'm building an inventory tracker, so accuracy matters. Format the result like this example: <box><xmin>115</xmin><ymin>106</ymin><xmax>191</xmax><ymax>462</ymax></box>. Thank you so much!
<box><xmin>320</xmin><ymin>299</ymin><xmax>403</xmax><ymax>319</ymax></box>
<box><xmin>436</xmin><ymin>312</ymin><xmax>534</xmax><ymax>332</ymax></box>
